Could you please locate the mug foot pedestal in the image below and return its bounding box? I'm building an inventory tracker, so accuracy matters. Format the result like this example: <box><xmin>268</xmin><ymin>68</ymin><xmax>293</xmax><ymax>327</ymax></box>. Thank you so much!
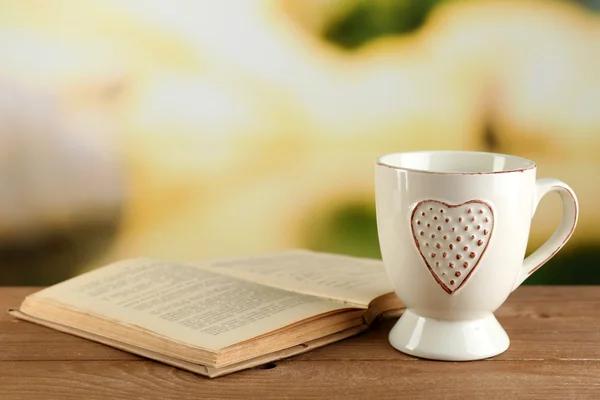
<box><xmin>388</xmin><ymin>309</ymin><xmax>509</xmax><ymax>361</ymax></box>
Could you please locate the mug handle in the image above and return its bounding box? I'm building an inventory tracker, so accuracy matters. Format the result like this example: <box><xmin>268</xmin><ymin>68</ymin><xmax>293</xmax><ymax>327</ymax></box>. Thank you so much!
<box><xmin>512</xmin><ymin>178</ymin><xmax>579</xmax><ymax>291</ymax></box>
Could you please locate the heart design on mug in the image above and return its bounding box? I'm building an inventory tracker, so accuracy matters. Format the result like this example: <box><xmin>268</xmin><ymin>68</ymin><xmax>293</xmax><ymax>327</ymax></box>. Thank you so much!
<box><xmin>410</xmin><ymin>200</ymin><xmax>494</xmax><ymax>294</ymax></box>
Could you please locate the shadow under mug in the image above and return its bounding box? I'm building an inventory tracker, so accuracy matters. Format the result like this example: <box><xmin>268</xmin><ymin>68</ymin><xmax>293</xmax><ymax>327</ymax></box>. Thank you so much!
<box><xmin>375</xmin><ymin>151</ymin><xmax>578</xmax><ymax>361</ymax></box>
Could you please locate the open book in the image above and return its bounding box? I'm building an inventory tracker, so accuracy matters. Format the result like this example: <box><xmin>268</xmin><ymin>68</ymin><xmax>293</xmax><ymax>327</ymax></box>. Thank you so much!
<box><xmin>10</xmin><ymin>250</ymin><xmax>404</xmax><ymax>378</ymax></box>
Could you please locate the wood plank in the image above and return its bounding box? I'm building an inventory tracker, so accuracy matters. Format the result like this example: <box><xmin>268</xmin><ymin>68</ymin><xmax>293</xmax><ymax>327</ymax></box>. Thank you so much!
<box><xmin>2</xmin><ymin>316</ymin><xmax>600</xmax><ymax>363</ymax></box>
<box><xmin>0</xmin><ymin>319</ymin><xmax>140</xmax><ymax>361</ymax></box>
<box><xmin>0</xmin><ymin>287</ymin><xmax>38</xmax><ymax>322</ymax></box>
<box><xmin>0</xmin><ymin>359</ymin><xmax>598</xmax><ymax>400</ymax></box>
<box><xmin>498</xmin><ymin>286</ymin><xmax>600</xmax><ymax>324</ymax></box>
<box><xmin>1</xmin><ymin>287</ymin><xmax>600</xmax><ymax>362</ymax></box>
<box><xmin>1</xmin><ymin>287</ymin><xmax>599</xmax><ymax>399</ymax></box>
<box><xmin>509</xmin><ymin>286</ymin><xmax>600</xmax><ymax>302</ymax></box>
<box><xmin>294</xmin><ymin>319</ymin><xmax>600</xmax><ymax>362</ymax></box>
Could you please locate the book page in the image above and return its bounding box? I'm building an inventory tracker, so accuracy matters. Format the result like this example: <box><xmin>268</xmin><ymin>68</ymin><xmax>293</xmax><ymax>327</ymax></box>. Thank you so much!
<box><xmin>192</xmin><ymin>250</ymin><xmax>395</xmax><ymax>307</ymax></box>
<box><xmin>25</xmin><ymin>258</ymin><xmax>350</xmax><ymax>351</ymax></box>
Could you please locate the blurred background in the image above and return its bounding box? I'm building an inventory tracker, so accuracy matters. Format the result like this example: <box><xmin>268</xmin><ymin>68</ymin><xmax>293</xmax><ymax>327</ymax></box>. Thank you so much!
<box><xmin>0</xmin><ymin>0</ymin><xmax>598</xmax><ymax>285</ymax></box>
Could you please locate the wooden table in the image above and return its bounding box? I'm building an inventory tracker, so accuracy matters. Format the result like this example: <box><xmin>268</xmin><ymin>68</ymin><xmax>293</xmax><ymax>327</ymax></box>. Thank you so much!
<box><xmin>1</xmin><ymin>287</ymin><xmax>599</xmax><ymax>399</ymax></box>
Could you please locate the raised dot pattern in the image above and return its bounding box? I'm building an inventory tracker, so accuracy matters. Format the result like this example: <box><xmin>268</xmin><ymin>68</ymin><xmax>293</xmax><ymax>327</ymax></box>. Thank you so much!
<box><xmin>411</xmin><ymin>200</ymin><xmax>493</xmax><ymax>294</ymax></box>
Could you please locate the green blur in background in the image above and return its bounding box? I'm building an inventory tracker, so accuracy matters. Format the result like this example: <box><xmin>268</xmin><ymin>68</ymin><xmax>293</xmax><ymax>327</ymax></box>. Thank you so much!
<box><xmin>0</xmin><ymin>0</ymin><xmax>599</xmax><ymax>285</ymax></box>
<box><xmin>307</xmin><ymin>0</ymin><xmax>600</xmax><ymax>285</ymax></box>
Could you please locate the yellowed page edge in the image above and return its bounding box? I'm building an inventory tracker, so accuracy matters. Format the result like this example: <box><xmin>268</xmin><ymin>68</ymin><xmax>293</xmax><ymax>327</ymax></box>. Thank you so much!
<box><xmin>8</xmin><ymin>309</ymin><xmax>368</xmax><ymax>378</ymax></box>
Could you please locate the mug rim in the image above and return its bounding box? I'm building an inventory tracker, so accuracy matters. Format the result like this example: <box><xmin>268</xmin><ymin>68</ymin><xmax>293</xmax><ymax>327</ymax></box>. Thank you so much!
<box><xmin>376</xmin><ymin>150</ymin><xmax>536</xmax><ymax>175</ymax></box>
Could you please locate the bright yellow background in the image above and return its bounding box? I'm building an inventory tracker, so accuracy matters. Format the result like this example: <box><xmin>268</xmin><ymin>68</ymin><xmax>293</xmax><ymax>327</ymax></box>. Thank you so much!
<box><xmin>0</xmin><ymin>0</ymin><xmax>598</xmax><ymax>285</ymax></box>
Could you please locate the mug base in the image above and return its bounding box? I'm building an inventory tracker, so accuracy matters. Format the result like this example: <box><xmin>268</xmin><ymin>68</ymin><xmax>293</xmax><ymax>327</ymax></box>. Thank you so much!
<box><xmin>388</xmin><ymin>309</ymin><xmax>509</xmax><ymax>361</ymax></box>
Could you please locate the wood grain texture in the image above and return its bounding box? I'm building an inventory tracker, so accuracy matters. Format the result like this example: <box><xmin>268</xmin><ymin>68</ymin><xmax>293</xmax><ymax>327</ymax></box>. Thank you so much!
<box><xmin>0</xmin><ymin>360</ymin><xmax>599</xmax><ymax>400</ymax></box>
<box><xmin>1</xmin><ymin>286</ymin><xmax>600</xmax><ymax>399</ymax></box>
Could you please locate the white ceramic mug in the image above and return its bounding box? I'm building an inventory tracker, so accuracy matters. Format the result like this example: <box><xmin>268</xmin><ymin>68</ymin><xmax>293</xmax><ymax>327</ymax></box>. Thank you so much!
<box><xmin>375</xmin><ymin>151</ymin><xmax>578</xmax><ymax>361</ymax></box>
